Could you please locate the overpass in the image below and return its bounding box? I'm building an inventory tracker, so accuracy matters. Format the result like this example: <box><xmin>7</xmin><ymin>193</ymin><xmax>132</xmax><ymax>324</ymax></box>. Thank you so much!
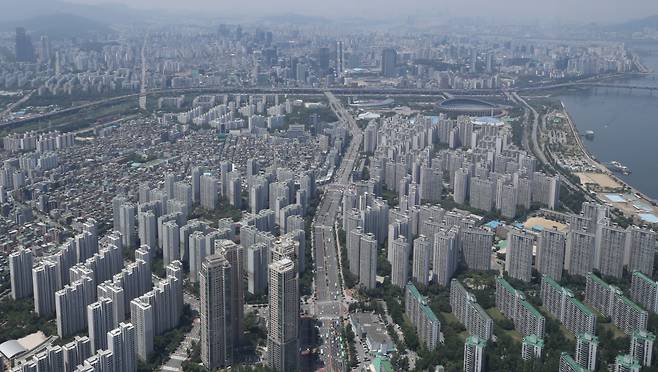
<box><xmin>3</xmin><ymin>78</ymin><xmax>657</xmax><ymax>131</ymax></box>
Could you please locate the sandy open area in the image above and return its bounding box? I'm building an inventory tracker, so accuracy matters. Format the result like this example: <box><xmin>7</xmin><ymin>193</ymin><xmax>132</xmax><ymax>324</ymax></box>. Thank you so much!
<box><xmin>575</xmin><ymin>172</ymin><xmax>622</xmax><ymax>189</ymax></box>
<box><xmin>523</xmin><ymin>217</ymin><xmax>568</xmax><ymax>232</ymax></box>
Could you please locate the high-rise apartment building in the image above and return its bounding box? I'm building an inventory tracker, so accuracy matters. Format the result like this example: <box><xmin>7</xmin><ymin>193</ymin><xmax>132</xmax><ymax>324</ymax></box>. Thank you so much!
<box><xmin>463</xmin><ymin>335</ymin><xmax>486</xmax><ymax>372</ymax></box>
<box><xmin>412</xmin><ymin>235</ymin><xmax>431</xmax><ymax>286</ymax></box>
<box><xmin>200</xmin><ymin>254</ymin><xmax>234</xmax><ymax>369</ymax></box>
<box><xmin>9</xmin><ymin>248</ymin><xmax>33</xmax><ymax>300</ymax></box>
<box><xmin>267</xmin><ymin>258</ymin><xmax>299</xmax><ymax>372</ymax></box>
<box><xmin>433</xmin><ymin>228</ymin><xmax>458</xmax><ymax>286</ymax></box>
<box><xmin>505</xmin><ymin>229</ymin><xmax>534</xmax><ymax>282</ymax></box>
<box><xmin>405</xmin><ymin>283</ymin><xmax>441</xmax><ymax>350</ymax></box>
<box><xmin>537</xmin><ymin>228</ymin><xmax>566</xmax><ymax>281</ymax></box>
<box><xmin>575</xmin><ymin>332</ymin><xmax>598</xmax><ymax>370</ymax></box>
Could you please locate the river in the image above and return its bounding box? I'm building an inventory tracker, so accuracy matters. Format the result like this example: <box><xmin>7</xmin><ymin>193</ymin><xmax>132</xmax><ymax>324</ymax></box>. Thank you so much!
<box><xmin>559</xmin><ymin>41</ymin><xmax>658</xmax><ymax>201</ymax></box>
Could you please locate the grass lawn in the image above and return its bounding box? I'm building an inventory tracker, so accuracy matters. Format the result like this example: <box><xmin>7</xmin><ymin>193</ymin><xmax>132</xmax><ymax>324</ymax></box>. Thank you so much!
<box><xmin>486</xmin><ymin>308</ymin><xmax>522</xmax><ymax>342</ymax></box>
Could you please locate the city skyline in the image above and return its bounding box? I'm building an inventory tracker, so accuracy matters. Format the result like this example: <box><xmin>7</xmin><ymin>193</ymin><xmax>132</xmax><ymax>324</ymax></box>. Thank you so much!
<box><xmin>2</xmin><ymin>0</ymin><xmax>657</xmax><ymax>24</ymax></box>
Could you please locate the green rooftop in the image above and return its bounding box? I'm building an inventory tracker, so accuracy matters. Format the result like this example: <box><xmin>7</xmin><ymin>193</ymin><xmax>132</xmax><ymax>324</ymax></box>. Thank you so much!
<box><xmin>520</xmin><ymin>299</ymin><xmax>544</xmax><ymax>320</ymax></box>
<box><xmin>615</xmin><ymin>354</ymin><xmax>640</xmax><ymax>368</ymax></box>
<box><xmin>632</xmin><ymin>270</ymin><xmax>657</xmax><ymax>287</ymax></box>
<box><xmin>560</xmin><ymin>353</ymin><xmax>589</xmax><ymax>371</ymax></box>
<box><xmin>618</xmin><ymin>294</ymin><xmax>646</xmax><ymax>314</ymax></box>
<box><xmin>587</xmin><ymin>272</ymin><xmax>608</xmax><ymax>286</ymax></box>
<box><xmin>406</xmin><ymin>282</ymin><xmax>439</xmax><ymax>323</ymax></box>
<box><xmin>371</xmin><ymin>356</ymin><xmax>394</xmax><ymax>372</ymax></box>
<box><xmin>577</xmin><ymin>333</ymin><xmax>599</xmax><ymax>345</ymax></box>
<box><xmin>496</xmin><ymin>276</ymin><xmax>520</xmax><ymax>296</ymax></box>
<box><xmin>568</xmin><ymin>296</ymin><xmax>595</xmax><ymax>317</ymax></box>
<box><xmin>522</xmin><ymin>334</ymin><xmax>544</xmax><ymax>348</ymax></box>
<box><xmin>542</xmin><ymin>274</ymin><xmax>562</xmax><ymax>290</ymax></box>
<box><xmin>632</xmin><ymin>330</ymin><xmax>656</xmax><ymax>342</ymax></box>
<box><xmin>466</xmin><ymin>335</ymin><xmax>487</xmax><ymax>347</ymax></box>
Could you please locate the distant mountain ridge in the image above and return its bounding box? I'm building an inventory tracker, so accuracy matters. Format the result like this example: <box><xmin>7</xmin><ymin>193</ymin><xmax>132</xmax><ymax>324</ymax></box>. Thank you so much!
<box><xmin>0</xmin><ymin>13</ymin><xmax>113</xmax><ymax>39</ymax></box>
<box><xmin>609</xmin><ymin>14</ymin><xmax>658</xmax><ymax>32</ymax></box>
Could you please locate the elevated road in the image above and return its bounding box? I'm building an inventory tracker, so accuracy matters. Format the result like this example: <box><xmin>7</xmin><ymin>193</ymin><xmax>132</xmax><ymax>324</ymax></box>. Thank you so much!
<box><xmin>4</xmin><ymin>74</ymin><xmax>656</xmax><ymax>131</ymax></box>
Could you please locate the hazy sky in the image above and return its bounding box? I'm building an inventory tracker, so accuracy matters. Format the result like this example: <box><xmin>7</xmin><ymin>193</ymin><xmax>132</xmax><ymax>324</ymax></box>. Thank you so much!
<box><xmin>66</xmin><ymin>0</ymin><xmax>658</xmax><ymax>23</ymax></box>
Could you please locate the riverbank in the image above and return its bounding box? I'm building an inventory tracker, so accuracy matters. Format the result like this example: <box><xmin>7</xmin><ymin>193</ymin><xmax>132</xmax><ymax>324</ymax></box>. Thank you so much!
<box><xmin>559</xmin><ymin>100</ymin><xmax>658</xmax><ymax>224</ymax></box>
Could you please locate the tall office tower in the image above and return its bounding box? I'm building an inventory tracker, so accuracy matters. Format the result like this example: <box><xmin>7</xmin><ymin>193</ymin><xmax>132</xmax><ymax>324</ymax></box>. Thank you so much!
<box><xmin>246</xmin><ymin>158</ymin><xmax>259</xmax><ymax>177</ymax></box>
<box><xmin>200</xmin><ymin>174</ymin><xmax>219</xmax><ymax>210</ymax></box>
<box><xmin>358</xmin><ymin>233</ymin><xmax>377</xmax><ymax>289</ymax></box>
<box><xmin>412</xmin><ymin>235</ymin><xmax>432</xmax><ymax>286</ymax></box>
<box><xmin>469</xmin><ymin>48</ymin><xmax>478</xmax><ymax>74</ymax></box>
<box><xmin>129</xmin><ymin>298</ymin><xmax>153</xmax><ymax>361</ymax></box>
<box><xmin>454</xmin><ymin>168</ymin><xmax>469</xmax><ymax>205</ymax></box>
<box><xmin>630</xmin><ymin>271</ymin><xmax>658</xmax><ymax>315</ymax></box>
<box><xmin>162</xmin><ymin>221</ymin><xmax>180</xmax><ymax>265</ymax></box>
<box><xmin>137</xmin><ymin>211</ymin><xmax>157</xmax><ymax>250</ymax></box>
<box><xmin>112</xmin><ymin>196</ymin><xmax>127</xmax><ymax>232</ymax></box>
<box><xmin>433</xmin><ymin>228</ymin><xmax>458</xmax><ymax>286</ymax></box>
<box><xmin>461</xmin><ymin>228</ymin><xmax>493</xmax><ymax>271</ymax></box>
<box><xmin>335</xmin><ymin>41</ymin><xmax>345</xmax><ymax>77</ymax></box>
<box><xmin>363</xmin><ymin>122</ymin><xmax>378</xmax><ymax>154</ymax></box>
<box><xmin>9</xmin><ymin>248</ymin><xmax>33</xmax><ymax>300</ymax></box>
<box><xmin>505</xmin><ymin>229</ymin><xmax>534</xmax><ymax>282</ymax></box>
<box><xmin>614</xmin><ymin>354</ymin><xmax>641</xmax><ymax>372</ymax></box>
<box><xmin>469</xmin><ymin>177</ymin><xmax>494</xmax><ymax>212</ymax></box>
<box><xmin>191</xmin><ymin>166</ymin><xmax>202</xmax><ymax>204</ymax></box>
<box><xmin>216</xmin><ymin>240</ymin><xmax>244</xmax><ymax>347</ymax></box>
<box><xmin>381</xmin><ymin>48</ymin><xmax>398</xmax><ymax>77</ymax></box>
<box><xmin>87</xmin><ymin>297</ymin><xmax>115</xmax><ymax>352</ymax></box>
<box><xmin>220</xmin><ymin>161</ymin><xmax>232</xmax><ymax>198</ymax></box>
<box><xmin>97</xmin><ymin>281</ymin><xmax>125</xmax><ymax>325</ymax></box>
<box><xmin>247</xmin><ymin>243</ymin><xmax>268</xmax><ymax>295</ymax></box>
<box><xmin>119</xmin><ymin>203</ymin><xmax>137</xmax><ymax>249</ymax></box>
<box><xmin>536</xmin><ymin>228</ymin><xmax>566</xmax><ymax>281</ymax></box>
<box><xmin>391</xmin><ymin>236</ymin><xmax>410</xmax><ymax>288</ymax></box>
<box><xmin>32</xmin><ymin>260</ymin><xmax>60</xmax><ymax>317</ymax></box>
<box><xmin>596</xmin><ymin>224</ymin><xmax>627</xmax><ymax>279</ymax></box>
<box><xmin>107</xmin><ymin>322</ymin><xmax>136</xmax><ymax>372</ymax></box>
<box><xmin>575</xmin><ymin>333</ymin><xmax>598</xmax><ymax>370</ymax></box>
<box><xmin>228</xmin><ymin>172</ymin><xmax>242</xmax><ymax>209</ymax></box>
<box><xmin>63</xmin><ymin>336</ymin><xmax>91</xmax><ymax>372</ymax></box>
<box><xmin>348</xmin><ymin>228</ymin><xmax>363</xmax><ymax>278</ymax></box>
<box><xmin>625</xmin><ymin>226</ymin><xmax>657</xmax><ymax>276</ymax></box>
<box><xmin>200</xmin><ymin>254</ymin><xmax>233</xmax><ymax>369</ymax></box>
<box><xmin>318</xmin><ymin>47</ymin><xmax>331</xmax><ymax>74</ymax></box>
<box><xmin>630</xmin><ymin>330</ymin><xmax>655</xmax><ymax>367</ymax></box>
<box><xmin>463</xmin><ymin>335</ymin><xmax>486</xmax><ymax>372</ymax></box>
<box><xmin>419</xmin><ymin>166</ymin><xmax>442</xmax><ymax>203</ymax></box>
<box><xmin>249</xmin><ymin>177</ymin><xmax>268</xmax><ymax>214</ymax></box>
<box><xmin>565</xmin><ymin>229</ymin><xmax>596</xmax><ymax>276</ymax></box>
<box><xmin>15</xmin><ymin>27</ymin><xmax>35</xmax><ymax>62</ymax></box>
<box><xmin>267</xmin><ymin>258</ymin><xmax>299</xmax><ymax>372</ymax></box>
